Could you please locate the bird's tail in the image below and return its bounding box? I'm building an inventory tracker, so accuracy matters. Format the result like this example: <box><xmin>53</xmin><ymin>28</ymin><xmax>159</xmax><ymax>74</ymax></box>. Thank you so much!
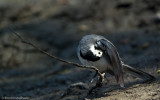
<box><xmin>122</xmin><ymin>64</ymin><xmax>155</xmax><ymax>81</ymax></box>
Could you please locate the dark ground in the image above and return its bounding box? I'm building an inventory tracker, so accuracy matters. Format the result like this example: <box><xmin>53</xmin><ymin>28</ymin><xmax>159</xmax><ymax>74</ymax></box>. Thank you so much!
<box><xmin>0</xmin><ymin>0</ymin><xmax>160</xmax><ymax>100</ymax></box>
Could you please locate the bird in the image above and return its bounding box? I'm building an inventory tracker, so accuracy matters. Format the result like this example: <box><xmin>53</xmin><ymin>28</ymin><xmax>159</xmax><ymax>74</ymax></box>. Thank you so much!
<box><xmin>77</xmin><ymin>34</ymin><xmax>155</xmax><ymax>87</ymax></box>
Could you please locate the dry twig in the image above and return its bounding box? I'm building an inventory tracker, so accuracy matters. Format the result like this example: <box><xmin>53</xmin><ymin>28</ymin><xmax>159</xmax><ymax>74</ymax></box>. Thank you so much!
<box><xmin>9</xmin><ymin>28</ymin><xmax>104</xmax><ymax>94</ymax></box>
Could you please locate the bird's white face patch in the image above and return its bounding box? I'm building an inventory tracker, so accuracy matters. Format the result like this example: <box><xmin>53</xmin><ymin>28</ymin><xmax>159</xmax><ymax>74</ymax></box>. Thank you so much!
<box><xmin>89</xmin><ymin>45</ymin><xmax>103</xmax><ymax>57</ymax></box>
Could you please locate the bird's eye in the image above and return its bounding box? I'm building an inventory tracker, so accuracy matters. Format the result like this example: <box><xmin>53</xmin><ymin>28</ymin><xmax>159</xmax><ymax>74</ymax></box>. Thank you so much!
<box><xmin>98</xmin><ymin>52</ymin><xmax>101</xmax><ymax>54</ymax></box>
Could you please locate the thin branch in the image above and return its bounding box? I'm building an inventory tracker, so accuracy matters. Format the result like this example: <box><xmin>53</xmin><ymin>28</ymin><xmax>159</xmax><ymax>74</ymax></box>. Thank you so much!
<box><xmin>9</xmin><ymin>27</ymin><xmax>104</xmax><ymax>93</ymax></box>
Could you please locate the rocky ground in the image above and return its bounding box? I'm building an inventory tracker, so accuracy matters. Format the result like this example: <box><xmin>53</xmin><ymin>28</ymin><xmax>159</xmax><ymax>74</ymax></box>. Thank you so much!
<box><xmin>0</xmin><ymin>0</ymin><xmax>160</xmax><ymax>100</ymax></box>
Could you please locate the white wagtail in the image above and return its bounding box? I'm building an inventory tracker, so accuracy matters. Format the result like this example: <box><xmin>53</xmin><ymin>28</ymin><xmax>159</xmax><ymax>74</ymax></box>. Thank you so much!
<box><xmin>77</xmin><ymin>34</ymin><xmax>155</xmax><ymax>87</ymax></box>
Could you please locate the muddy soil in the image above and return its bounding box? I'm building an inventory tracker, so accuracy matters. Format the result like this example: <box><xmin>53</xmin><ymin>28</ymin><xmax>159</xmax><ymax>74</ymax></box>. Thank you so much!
<box><xmin>0</xmin><ymin>0</ymin><xmax>160</xmax><ymax>100</ymax></box>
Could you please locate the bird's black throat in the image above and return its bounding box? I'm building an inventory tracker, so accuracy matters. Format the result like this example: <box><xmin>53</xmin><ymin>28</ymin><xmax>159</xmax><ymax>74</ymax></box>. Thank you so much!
<box><xmin>80</xmin><ymin>50</ymin><xmax>100</xmax><ymax>61</ymax></box>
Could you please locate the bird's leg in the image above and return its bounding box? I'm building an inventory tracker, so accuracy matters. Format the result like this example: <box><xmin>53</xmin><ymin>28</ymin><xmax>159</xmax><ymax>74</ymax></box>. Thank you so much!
<box><xmin>90</xmin><ymin>71</ymin><xmax>108</xmax><ymax>84</ymax></box>
<box><xmin>90</xmin><ymin>72</ymin><xmax>98</xmax><ymax>83</ymax></box>
<box><xmin>101</xmin><ymin>70</ymin><xmax>113</xmax><ymax>85</ymax></box>
<box><xmin>103</xmin><ymin>73</ymin><xmax>110</xmax><ymax>85</ymax></box>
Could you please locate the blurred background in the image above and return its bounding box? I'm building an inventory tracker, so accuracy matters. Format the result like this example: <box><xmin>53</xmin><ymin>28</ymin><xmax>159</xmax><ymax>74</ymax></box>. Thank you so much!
<box><xmin>0</xmin><ymin>0</ymin><xmax>160</xmax><ymax>99</ymax></box>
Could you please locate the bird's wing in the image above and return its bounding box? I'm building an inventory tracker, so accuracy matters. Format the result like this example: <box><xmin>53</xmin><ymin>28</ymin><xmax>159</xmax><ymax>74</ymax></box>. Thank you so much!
<box><xmin>97</xmin><ymin>39</ymin><xmax>124</xmax><ymax>87</ymax></box>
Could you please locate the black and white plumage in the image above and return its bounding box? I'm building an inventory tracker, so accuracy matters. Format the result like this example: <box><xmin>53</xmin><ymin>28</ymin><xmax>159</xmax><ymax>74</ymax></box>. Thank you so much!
<box><xmin>77</xmin><ymin>34</ymin><xmax>155</xmax><ymax>87</ymax></box>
